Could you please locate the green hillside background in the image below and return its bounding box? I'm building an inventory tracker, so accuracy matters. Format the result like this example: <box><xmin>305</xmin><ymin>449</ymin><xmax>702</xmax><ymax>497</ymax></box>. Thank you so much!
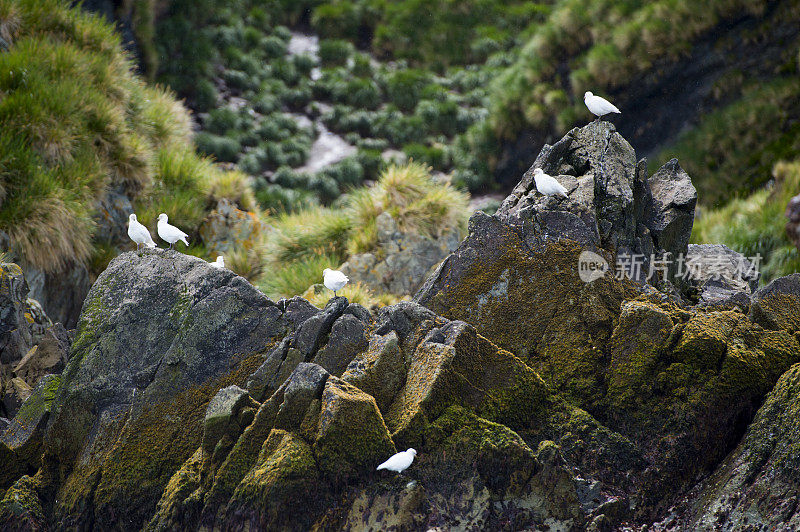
<box><xmin>1</xmin><ymin>0</ymin><xmax>799</xmax><ymax>309</ymax></box>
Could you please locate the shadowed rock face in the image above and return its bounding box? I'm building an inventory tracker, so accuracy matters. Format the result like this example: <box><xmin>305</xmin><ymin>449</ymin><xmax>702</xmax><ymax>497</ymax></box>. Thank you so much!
<box><xmin>2</xmin><ymin>124</ymin><xmax>800</xmax><ymax>531</ymax></box>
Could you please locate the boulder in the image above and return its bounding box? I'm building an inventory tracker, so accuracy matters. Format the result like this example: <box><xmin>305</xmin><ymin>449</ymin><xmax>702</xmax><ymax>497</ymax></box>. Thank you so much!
<box><xmin>339</xmin><ymin>211</ymin><xmax>463</xmax><ymax>296</ymax></box>
<box><xmin>0</xmin><ymin>263</ymin><xmax>34</xmax><ymax>365</ymax></box>
<box><xmin>0</xmin><ymin>474</ymin><xmax>47</xmax><ymax>531</ymax></box>
<box><xmin>199</xmin><ymin>199</ymin><xmax>264</xmax><ymax>255</ymax></box>
<box><xmin>646</xmin><ymin>158</ymin><xmax>697</xmax><ymax>260</ymax></box>
<box><xmin>666</xmin><ymin>363</ymin><xmax>800</xmax><ymax>530</ymax></box>
<box><xmin>1</xmin><ymin>374</ymin><xmax>61</xmax><ymax>469</ymax></box>
<box><xmin>313</xmin><ymin>376</ymin><xmax>395</xmax><ymax>479</ymax></box>
<box><xmin>685</xmin><ymin>244</ymin><xmax>758</xmax><ymax>309</ymax></box>
<box><xmin>313</xmin><ymin>313</ymin><xmax>369</xmax><ymax>376</ymax></box>
<box><xmin>39</xmin><ymin>249</ymin><xmax>292</xmax><ymax>530</ymax></box>
<box><xmin>94</xmin><ymin>189</ymin><xmax>134</xmax><ymax>245</ymax></box>
<box><xmin>749</xmin><ymin>273</ymin><xmax>800</xmax><ymax>332</ymax></box>
<box><xmin>342</xmin><ymin>331</ymin><xmax>405</xmax><ymax>412</ymax></box>
<box><xmin>26</xmin><ymin>260</ymin><xmax>90</xmax><ymax>329</ymax></box>
<box><xmin>202</xmin><ymin>385</ymin><xmax>258</xmax><ymax>455</ymax></box>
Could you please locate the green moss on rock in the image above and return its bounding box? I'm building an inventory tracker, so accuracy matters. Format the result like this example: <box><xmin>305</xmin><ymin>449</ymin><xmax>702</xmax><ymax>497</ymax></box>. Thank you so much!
<box><xmin>314</xmin><ymin>377</ymin><xmax>396</xmax><ymax>480</ymax></box>
<box><xmin>0</xmin><ymin>474</ymin><xmax>46</xmax><ymax>530</ymax></box>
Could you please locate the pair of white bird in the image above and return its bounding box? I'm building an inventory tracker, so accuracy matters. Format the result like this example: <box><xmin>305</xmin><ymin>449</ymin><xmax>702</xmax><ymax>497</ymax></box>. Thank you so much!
<box><xmin>531</xmin><ymin>91</ymin><xmax>620</xmax><ymax>200</ymax></box>
<box><xmin>128</xmin><ymin>213</ymin><xmax>188</xmax><ymax>250</ymax></box>
<box><xmin>128</xmin><ymin>212</ymin><xmax>189</xmax><ymax>251</ymax></box>
<box><xmin>128</xmin><ymin>213</ymin><xmax>226</xmax><ymax>268</ymax></box>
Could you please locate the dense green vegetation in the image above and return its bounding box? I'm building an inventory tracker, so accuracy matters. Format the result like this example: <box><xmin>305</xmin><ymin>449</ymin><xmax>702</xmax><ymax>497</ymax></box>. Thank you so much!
<box><xmin>692</xmin><ymin>158</ymin><xmax>800</xmax><ymax>283</ymax></box>
<box><xmin>0</xmin><ymin>0</ymin><xmax>254</xmax><ymax>276</ymax></box>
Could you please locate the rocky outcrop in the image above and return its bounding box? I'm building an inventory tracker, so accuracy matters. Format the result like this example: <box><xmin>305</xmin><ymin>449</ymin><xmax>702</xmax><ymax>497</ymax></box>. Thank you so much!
<box><xmin>339</xmin><ymin>211</ymin><xmax>463</xmax><ymax>296</ymax></box>
<box><xmin>35</xmin><ymin>249</ymin><xmax>297</xmax><ymax>530</ymax></box>
<box><xmin>2</xmin><ymin>123</ymin><xmax>800</xmax><ymax>531</ymax></box>
<box><xmin>660</xmin><ymin>362</ymin><xmax>800</xmax><ymax>531</ymax></box>
<box><xmin>686</xmin><ymin>243</ymin><xmax>758</xmax><ymax>309</ymax></box>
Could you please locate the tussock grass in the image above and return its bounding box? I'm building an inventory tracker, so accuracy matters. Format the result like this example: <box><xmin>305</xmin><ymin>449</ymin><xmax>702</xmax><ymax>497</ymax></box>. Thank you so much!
<box><xmin>259</xmin><ymin>162</ymin><xmax>469</xmax><ymax>301</ymax></box>
<box><xmin>259</xmin><ymin>253</ymin><xmax>342</xmax><ymax>300</ymax></box>
<box><xmin>347</xmin><ymin>162</ymin><xmax>469</xmax><ymax>254</ymax></box>
<box><xmin>0</xmin><ymin>0</ymin><xmax>256</xmax><ymax>275</ymax></box>
<box><xmin>304</xmin><ymin>281</ymin><xmax>405</xmax><ymax>310</ymax></box>
<box><xmin>692</xmin><ymin>159</ymin><xmax>800</xmax><ymax>283</ymax></box>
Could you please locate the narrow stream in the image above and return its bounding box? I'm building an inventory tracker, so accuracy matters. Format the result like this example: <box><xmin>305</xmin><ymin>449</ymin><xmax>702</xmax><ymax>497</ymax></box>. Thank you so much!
<box><xmin>286</xmin><ymin>32</ymin><xmax>356</xmax><ymax>174</ymax></box>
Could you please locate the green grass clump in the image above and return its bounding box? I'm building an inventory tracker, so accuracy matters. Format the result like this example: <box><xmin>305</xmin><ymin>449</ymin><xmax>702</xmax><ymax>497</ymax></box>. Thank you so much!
<box><xmin>347</xmin><ymin>162</ymin><xmax>469</xmax><ymax>254</ymax></box>
<box><xmin>258</xmin><ymin>162</ymin><xmax>469</xmax><ymax>301</ymax></box>
<box><xmin>692</xmin><ymin>159</ymin><xmax>800</xmax><ymax>283</ymax></box>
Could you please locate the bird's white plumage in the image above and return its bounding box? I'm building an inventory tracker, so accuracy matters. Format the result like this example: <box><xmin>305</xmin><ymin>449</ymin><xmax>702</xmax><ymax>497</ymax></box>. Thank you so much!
<box><xmin>533</xmin><ymin>168</ymin><xmax>568</xmax><ymax>198</ymax></box>
<box><xmin>128</xmin><ymin>214</ymin><xmax>156</xmax><ymax>249</ymax></box>
<box><xmin>584</xmin><ymin>91</ymin><xmax>620</xmax><ymax>117</ymax></box>
<box><xmin>210</xmin><ymin>255</ymin><xmax>225</xmax><ymax>268</ymax></box>
<box><xmin>323</xmin><ymin>268</ymin><xmax>348</xmax><ymax>293</ymax></box>
<box><xmin>376</xmin><ymin>448</ymin><xmax>417</xmax><ymax>473</ymax></box>
<box><xmin>157</xmin><ymin>213</ymin><xmax>189</xmax><ymax>247</ymax></box>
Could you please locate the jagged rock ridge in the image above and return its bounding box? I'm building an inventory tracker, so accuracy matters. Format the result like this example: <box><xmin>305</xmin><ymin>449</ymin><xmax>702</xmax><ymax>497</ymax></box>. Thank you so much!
<box><xmin>1</xmin><ymin>124</ymin><xmax>800</xmax><ymax>531</ymax></box>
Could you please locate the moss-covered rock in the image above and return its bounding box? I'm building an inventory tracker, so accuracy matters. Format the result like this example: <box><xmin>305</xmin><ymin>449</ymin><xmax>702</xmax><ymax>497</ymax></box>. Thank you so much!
<box><xmin>750</xmin><ymin>273</ymin><xmax>800</xmax><ymax>332</ymax></box>
<box><xmin>314</xmin><ymin>376</ymin><xmax>396</xmax><ymax>480</ymax></box>
<box><xmin>223</xmin><ymin>429</ymin><xmax>324</xmax><ymax>530</ymax></box>
<box><xmin>342</xmin><ymin>330</ymin><xmax>405</xmax><ymax>412</ymax></box>
<box><xmin>1</xmin><ymin>374</ymin><xmax>62</xmax><ymax>471</ymax></box>
<box><xmin>0</xmin><ymin>474</ymin><xmax>46</xmax><ymax>531</ymax></box>
<box><xmin>37</xmin><ymin>250</ymin><xmax>291</xmax><ymax>530</ymax></box>
<box><xmin>666</xmin><ymin>363</ymin><xmax>800</xmax><ymax>530</ymax></box>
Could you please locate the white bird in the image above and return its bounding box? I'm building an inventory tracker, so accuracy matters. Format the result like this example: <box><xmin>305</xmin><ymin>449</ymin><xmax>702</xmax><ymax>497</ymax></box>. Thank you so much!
<box><xmin>533</xmin><ymin>168</ymin><xmax>568</xmax><ymax>198</ymax></box>
<box><xmin>377</xmin><ymin>448</ymin><xmax>417</xmax><ymax>473</ymax></box>
<box><xmin>157</xmin><ymin>213</ymin><xmax>189</xmax><ymax>249</ymax></box>
<box><xmin>584</xmin><ymin>91</ymin><xmax>620</xmax><ymax>120</ymax></box>
<box><xmin>127</xmin><ymin>214</ymin><xmax>156</xmax><ymax>250</ymax></box>
<box><xmin>210</xmin><ymin>255</ymin><xmax>225</xmax><ymax>269</ymax></box>
<box><xmin>323</xmin><ymin>268</ymin><xmax>348</xmax><ymax>297</ymax></box>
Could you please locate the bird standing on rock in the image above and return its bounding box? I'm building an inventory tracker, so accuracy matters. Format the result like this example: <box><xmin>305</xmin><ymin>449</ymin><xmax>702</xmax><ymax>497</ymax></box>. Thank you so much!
<box><xmin>157</xmin><ymin>213</ymin><xmax>189</xmax><ymax>250</ymax></box>
<box><xmin>127</xmin><ymin>214</ymin><xmax>156</xmax><ymax>250</ymax></box>
<box><xmin>584</xmin><ymin>91</ymin><xmax>620</xmax><ymax>121</ymax></box>
<box><xmin>377</xmin><ymin>448</ymin><xmax>417</xmax><ymax>474</ymax></box>
<box><xmin>210</xmin><ymin>255</ymin><xmax>225</xmax><ymax>269</ymax></box>
<box><xmin>323</xmin><ymin>268</ymin><xmax>348</xmax><ymax>297</ymax></box>
<box><xmin>533</xmin><ymin>168</ymin><xmax>569</xmax><ymax>199</ymax></box>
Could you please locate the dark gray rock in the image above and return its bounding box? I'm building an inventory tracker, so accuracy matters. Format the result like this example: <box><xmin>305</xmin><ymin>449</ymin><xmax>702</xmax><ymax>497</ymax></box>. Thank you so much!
<box><xmin>202</xmin><ymin>385</ymin><xmax>254</xmax><ymax>454</ymax></box>
<box><xmin>26</xmin><ymin>260</ymin><xmax>91</xmax><ymax>329</ymax></box>
<box><xmin>685</xmin><ymin>244</ymin><xmax>758</xmax><ymax>308</ymax></box>
<box><xmin>750</xmin><ymin>273</ymin><xmax>800</xmax><ymax>332</ymax></box>
<box><xmin>94</xmin><ymin>189</ymin><xmax>134</xmax><ymax>245</ymax></box>
<box><xmin>279</xmin><ymin>296</ymin><xmax>320</xmax><ymax>328</ymax></box>
<box><xmin>497</xmin><ymin>121</ymin><xmax>638</xmax><ymax>256</ymax></box>
<box><xmin>313</xmin><ymin>314</ymin><xmax>369</xmax><ymax>376</ymax></box>
<box><xmin>273</xmin><ymin>362</ymin><xmax>329</xmax><ymax>432</ymax></box>
<box><xmin>0</xmin><ymin>263</ymin><xmax>33</xmax><ymax>364</ymax></box>
<box><xmin>345</xmin><ymin>303</ymin><xmax>372</xmax><ymax>323</ymax></box>
<box><xmin>1</xmin><ymin>374</ymin><xmax>61</xmax><ymax>469</ymax></box>
<box><xmin>293</xmin><ymin>296</ymin><xmax>348</xmax><ymax>358</ymax></box>
<box><xmin>42</xmin><ymin>249</ymin><xmax>291</xmax><ymax>529</ymax></box>
<box><xmin>342</xmin><ymin>331</ymin><xmax>404</xmax><ymax>412</ymax></box>
<box><xmin>492</xmin><ymin>122</ymin><xmax>698</xmax><ymax>285</ymax></box>
<box><xmin>647</xmin><ymin>158</ymin><xmax>697</xmax><ymax>261</ymax></box>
